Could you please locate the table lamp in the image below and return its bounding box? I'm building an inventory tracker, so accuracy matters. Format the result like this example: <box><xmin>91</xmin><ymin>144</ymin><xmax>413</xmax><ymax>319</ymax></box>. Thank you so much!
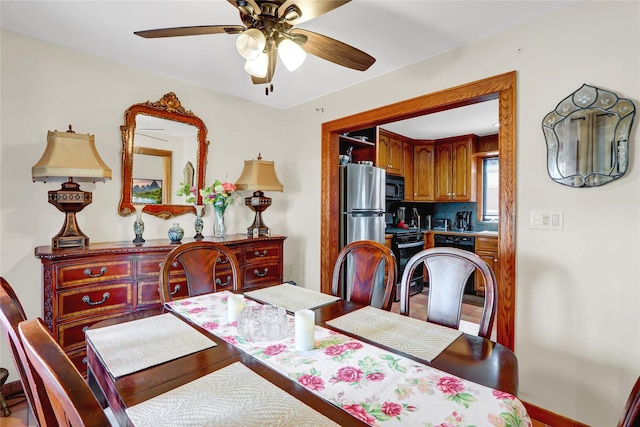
<box><xmin>32</xmin><ymin>125</ymin><xmax>112</xmax><ymax>249</ymax></box>
<box><xmin>234</xmin><ymin>154</ymin><xmax>283</xmax><ymax>237</ymax></box>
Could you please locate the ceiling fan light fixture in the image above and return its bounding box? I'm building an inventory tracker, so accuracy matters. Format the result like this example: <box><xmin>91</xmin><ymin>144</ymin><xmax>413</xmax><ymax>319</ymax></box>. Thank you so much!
<box><xmin>278</xmin><ymin>38</ymin><xmax>306</xmax><ymax>71</ymax></box>
<box><xmin>236</xmin><ymin>28</ymin><xmax>266</xmax><ymax>60</ymax></box>
<box><xmin>244</xmin><ymin>51</ymin><xmax>269</xmax><ymax>77</ymax></box>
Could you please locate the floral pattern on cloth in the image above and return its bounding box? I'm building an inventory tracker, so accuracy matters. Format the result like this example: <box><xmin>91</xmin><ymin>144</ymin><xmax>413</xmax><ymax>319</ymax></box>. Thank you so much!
<box><xmin>166</xmin><ymin>292</ymin><xmax>532</xmax><ymax>427</ymax></box>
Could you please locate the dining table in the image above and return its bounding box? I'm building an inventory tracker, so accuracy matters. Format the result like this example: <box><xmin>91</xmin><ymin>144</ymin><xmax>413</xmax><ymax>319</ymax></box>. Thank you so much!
<box><xmin>85</xmin><ymin>284</ymin><xmax>530</xmax><ymax>426</ymax></box>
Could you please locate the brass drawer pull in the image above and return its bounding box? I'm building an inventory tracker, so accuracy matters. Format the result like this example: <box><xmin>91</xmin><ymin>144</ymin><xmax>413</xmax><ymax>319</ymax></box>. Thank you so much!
<box><xmin>158</xmin><ymin>261</ymin><xmax>179</xmax><ymax>268</ymax></box>
<box><xmin>254</xmin><ymin>268</ymin><xmax>268</xmax><ymax>277</ymax></box>
<box><xmin>82</xmin><ymin>292</ymin><xmax>110</xmax><ymax>306</ymax></box>
<box><xmin>82</xmin><ymin>357</ymin><xmax>87</xmax><ymax>365</ymax></box>
<box><xmin>254</xmin><ymin>250</ymin><xmax>267</xmax><ymax>257</ymax></box>
<box><xmin>170</xmin><ymin>284</ymin><xmax>181</xmax><ymax>296</ymax></box>
<box><xmin>217</xmin><ymin>256</ymin><xmax>229</xmax><ymax>264</ymax></box>
<box><xmin>215</xmin><ymin>276</ymin><xmax>231</xmax><ymax>287</ymax></box>
<box><xmin>82</xmin><ymin>326</ymin><xmax>89</xmax><ymax>333</ymax></box>
<box><xmin>83</xmin><ymin>267</ymin><xmax>107</xmax><ymax>278</ymax></box>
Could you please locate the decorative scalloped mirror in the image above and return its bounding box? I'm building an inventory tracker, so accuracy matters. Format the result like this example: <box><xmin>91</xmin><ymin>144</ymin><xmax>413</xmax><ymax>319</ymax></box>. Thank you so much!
<box><xmin>542</xmin><ymin>84</ymin><xmax>635</xmax><ymax>187</ymax></box>
<box><xmin>118</xmin><ymin>92</ymin><xmax>209</xmax><ymax>218</ymax></box>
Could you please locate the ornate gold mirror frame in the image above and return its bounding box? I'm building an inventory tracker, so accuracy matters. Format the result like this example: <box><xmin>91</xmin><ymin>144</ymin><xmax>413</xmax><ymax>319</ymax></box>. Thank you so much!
<box><xmin>118</xmin><ymin>92</ymin><xmax>209</xmax><ymax>219</ymax></box>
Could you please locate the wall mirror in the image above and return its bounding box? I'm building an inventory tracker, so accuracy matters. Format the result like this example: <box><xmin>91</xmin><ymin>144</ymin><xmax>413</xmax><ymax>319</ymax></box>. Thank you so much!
<box><xmin>542</xmin><ymin>84</ymin><xmax>636</xmax><ymax>187</ymax></box>
<box><xmin>119</xmin><ymin>92</ymin><xmax>209</xmax><ymax>218</ymax></box>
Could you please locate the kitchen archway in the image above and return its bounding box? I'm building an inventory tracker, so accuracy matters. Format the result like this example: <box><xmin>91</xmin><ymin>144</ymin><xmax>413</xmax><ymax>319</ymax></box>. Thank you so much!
<box><xmin>320</xmin><ymin>71</ymin><xmax>517</xmax><ymax>350</ymax></box>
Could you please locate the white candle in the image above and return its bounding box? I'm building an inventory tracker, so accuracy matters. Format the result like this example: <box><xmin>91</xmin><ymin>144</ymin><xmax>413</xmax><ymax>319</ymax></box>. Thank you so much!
<box><xmin>228</xmin><ymin>294</ymin><xmax>245</xmax><ymax>323</ymax></box>
<box><xmin>295</xmin><ymin>309</ymin><xmax>315</xmax><ymax>351</ymax></box>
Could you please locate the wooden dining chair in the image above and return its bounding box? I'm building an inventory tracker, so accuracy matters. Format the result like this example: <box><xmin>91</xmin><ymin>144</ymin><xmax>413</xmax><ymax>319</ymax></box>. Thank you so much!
<box><xmin>0</xmin><ymin>277</ymin><xmax>57</xmax><ymax>426</ymax></box>
<box><xmin>399</xmin><ymin>247</ymin><xmax>497</xmax><ymax>339</ymax></box>
<box><xmin>159</xmin><ymin>241</ymin><xmax>242</xmax><ymax>303</ymax></box>
<box><xmin>331</xmin><ymin>240</ymin><xmax>397</xmax><ymax>311</ymax></box>
<box><xmin>18</xmin><ymin>318</ymin><xmax>112</xmax><ymax>427</ymax></box>
<box><xmin>618</xmin><ymin>376</ymin><xmax>640</xmax><ymax>427</ymax></box>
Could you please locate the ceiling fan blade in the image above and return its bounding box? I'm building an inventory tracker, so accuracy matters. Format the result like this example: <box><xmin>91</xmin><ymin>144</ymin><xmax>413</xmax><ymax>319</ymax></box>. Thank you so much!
<box><xmin>278</xmin><ymin>0</ymin><xmax>350</xmax><ymax>25</ymax></box>
<box><xmin>251</xmin><ymin>46</ymin><xmax>277</xmax><ymax>85</ymax></box>
<box><xmin>291</xmin><ymin>29</ymin><xmax>375</xmax><ymax>71</ymax></box>
<box><xmin>134</xmin><ymin>25</ymin><xmax>244</xmax><ymax>38</ymax></box>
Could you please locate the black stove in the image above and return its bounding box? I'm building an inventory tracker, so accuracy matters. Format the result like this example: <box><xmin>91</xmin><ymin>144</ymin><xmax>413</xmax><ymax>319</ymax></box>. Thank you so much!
<box><xmin>386</xmin><ymin>227</ymin><xmax>424</xmax><ymax>301</ymax></box>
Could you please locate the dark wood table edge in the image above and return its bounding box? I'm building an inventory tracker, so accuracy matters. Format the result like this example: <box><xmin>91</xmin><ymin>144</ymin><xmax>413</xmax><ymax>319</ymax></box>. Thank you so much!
<box><xmin>87</xmin><ymin>297</ymin><xmax>519</xmax><ymax>426</ymax></box>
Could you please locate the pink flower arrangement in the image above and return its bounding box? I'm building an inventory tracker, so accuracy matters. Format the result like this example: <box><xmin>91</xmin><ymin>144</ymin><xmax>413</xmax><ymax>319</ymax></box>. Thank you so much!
<box><xmin>200</xmin><ymin>179</ymin><xmax>237</xmax><ymax>211</ymax></box>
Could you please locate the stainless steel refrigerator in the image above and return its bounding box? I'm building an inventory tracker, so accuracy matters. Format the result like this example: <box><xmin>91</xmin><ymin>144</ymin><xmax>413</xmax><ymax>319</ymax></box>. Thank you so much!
<box><xmin>338</xmin><ymin>163</ymin><xmax>386</xmax><ymax>306</ymax></box>
<box><xmin>339</xmin><ymin>163</ymin><xmax>386</xmax><ymax>247</ymax></box>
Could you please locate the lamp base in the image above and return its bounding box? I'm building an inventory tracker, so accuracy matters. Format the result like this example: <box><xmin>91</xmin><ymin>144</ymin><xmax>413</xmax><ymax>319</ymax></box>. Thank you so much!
<box><xmin>244</xmin><ymin>191</ymin><xmax>272</xmax><ymax>237</ymax></box>
<box><xmin>49</xmin><ymin>179</ymin><xmax>92</xmax><ymax>249</ymax></box>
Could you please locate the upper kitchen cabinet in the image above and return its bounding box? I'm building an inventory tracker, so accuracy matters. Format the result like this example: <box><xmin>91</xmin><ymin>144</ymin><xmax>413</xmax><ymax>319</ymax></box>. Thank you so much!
<box><xmin>377</xmin><ymin>129</ymin><xmax>404</xmax><ymax>175</ymax></box>
<box><xmin>403</xmin><ymin>142</ymin><xmax>414</xmax><ymax>201</ymax></box>
<box><xmin>435</xmin><ymin>134</ymin><xmax>477</xmax><ymax>201</ymax></box>
<box><xmin>412</xmin><ymin>143</ymin><xmax>435</xmax><ymax>201</ymax></box>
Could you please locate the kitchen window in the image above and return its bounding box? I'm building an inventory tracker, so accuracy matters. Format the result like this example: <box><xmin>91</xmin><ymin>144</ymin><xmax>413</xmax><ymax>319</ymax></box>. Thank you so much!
<box><xmin>482</xmin><ymin>157</ymin><xmax>499</xmax><ymax>221</ymax></box>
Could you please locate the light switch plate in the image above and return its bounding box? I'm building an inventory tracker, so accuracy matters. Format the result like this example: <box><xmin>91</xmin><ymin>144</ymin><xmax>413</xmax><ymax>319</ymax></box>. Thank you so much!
<box><xmin>530</xmin><ymin>209</ymin><xmax>564</xmax><ymax>230</ymax></box>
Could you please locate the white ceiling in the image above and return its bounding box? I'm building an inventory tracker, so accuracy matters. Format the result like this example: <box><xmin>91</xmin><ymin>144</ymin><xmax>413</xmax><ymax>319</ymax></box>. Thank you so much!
<box><xmin>2</xmin><ymin>1</ymin><xmax>583</xmax><ymax>140</ymax></box>
<box><xmin>2</xmin><ymin>0</ymin><xmax>581</xmax><ymax>113</ymax></box>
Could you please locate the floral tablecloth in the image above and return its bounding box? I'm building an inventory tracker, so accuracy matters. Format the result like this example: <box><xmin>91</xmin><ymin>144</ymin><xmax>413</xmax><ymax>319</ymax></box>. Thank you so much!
<box><xmin>166</xmin><ymin>292</ymin><xmax>531</xmax><ymax>427</ymax></box>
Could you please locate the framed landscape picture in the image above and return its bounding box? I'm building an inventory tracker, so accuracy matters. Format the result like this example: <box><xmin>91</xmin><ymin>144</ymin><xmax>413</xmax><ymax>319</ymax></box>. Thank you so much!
<box><xmin>132</xmin><ymin>178</ymin><xmax>163</xmax><ymax>204</ymax></box>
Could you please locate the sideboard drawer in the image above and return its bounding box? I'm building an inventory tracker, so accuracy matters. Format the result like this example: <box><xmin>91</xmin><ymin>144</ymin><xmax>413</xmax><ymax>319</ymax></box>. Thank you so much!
<box><xmin>244</xmin><ymin>243</ymin><xmax>281</xmax><ymax>262</ymax></box>
<box><xmin>58</xmin><ymin>260</ymin><xmax>132</xmax><ymax>288</ymax></box>
<box><xmin>58</xmin><ymin>312</ymin><xmax>129</xmax><ymax>352</ymax></box>
<box><xmin>243</xmin><ymin>262</ymin><xmax>281</xmax><ymax>287</ymax></box>
<box><xmin>138</xmin><ymin>278</ymin><xmax>162</xmax><ymax>306</ymax></box>
<box><xmin>58</xmin><ymin>283</ymin><xmax>132</xmax><ymax>320</ymax></box>
<box><xmin>136</xmin><ymin>255</ymin><xmax>180</xmax><ymax>276</ymax></box>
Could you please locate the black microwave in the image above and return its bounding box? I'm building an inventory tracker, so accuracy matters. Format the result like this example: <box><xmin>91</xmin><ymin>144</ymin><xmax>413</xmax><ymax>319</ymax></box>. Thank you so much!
<box><xmin>385</xmin><ymin>175</ymin><xmax>404</xmax><ymax>201</ymax></box>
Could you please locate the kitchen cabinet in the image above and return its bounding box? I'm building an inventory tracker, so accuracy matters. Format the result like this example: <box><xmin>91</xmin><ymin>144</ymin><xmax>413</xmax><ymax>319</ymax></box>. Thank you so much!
<box><xmin>413</xmin><ymin>143</ymin><xmax>435</xmax><ymax>201</ymax></box>
<box><xmin>402</xmin><ymin>142</ymin><xmax>414</xmax><ymax>201</ymax></box>
<box><xmin>35</xmin><ymin>235</ymin><xmax>285</xmax><ymax>376</ymax></box>
<box><xmin>377</xmin><ymin>130</ymin><xmax>403</xmax><ymax>176</ymax></box>
<box><xmin>435</xmin><ymin>135</ymin><xmax>477</xmax><ymax>201</ymax></box>
<box><xmin>384</xmin><ymin>234</ymin><xmax>393</xmax><ymax>250</ymax></box>
<box><xmin>475</xmin><ymin>235</ymin><xmax>498</xmax><ymax>294</ymax></box>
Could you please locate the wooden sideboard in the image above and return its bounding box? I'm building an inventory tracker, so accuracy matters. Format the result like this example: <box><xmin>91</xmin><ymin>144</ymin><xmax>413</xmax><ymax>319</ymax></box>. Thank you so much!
<box><xmin>35</xmin><ymin>234</ymin><xmax>286</xmax><ymax>375</ymax></box>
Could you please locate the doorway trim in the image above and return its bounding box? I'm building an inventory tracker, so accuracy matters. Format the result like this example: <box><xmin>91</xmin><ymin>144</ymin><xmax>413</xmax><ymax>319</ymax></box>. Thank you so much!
<box><xmin>320</xmin><ymin>71</ymin><xmax>517</xmax><ymax>350</ymax></box>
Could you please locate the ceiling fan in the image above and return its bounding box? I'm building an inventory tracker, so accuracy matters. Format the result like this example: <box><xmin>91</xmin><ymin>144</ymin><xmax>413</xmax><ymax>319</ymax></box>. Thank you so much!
<box><xmin>134</xmin><ymin>0</ymin><xmax>375</xmax><ymax>93</ymax></box>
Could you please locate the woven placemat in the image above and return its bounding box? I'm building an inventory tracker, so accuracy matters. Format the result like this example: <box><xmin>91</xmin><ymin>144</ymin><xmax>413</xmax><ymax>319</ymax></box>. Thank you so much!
<box><xmin>326</xmin><ymin>306</ymin><xmax>462</xmax><ymax>362</ymax></box>
<box><xmin>126</xmin><ymin>362</ymin><xmax>340</xmax><ymax>426</ymax></box>
<box><xmin>86</xmin><ymin>313</ymin><xmax>216</xmax><ymax>378</ymax></box>
<box><xmin>245</xmin><ymin>283</ymin><xmax>340</xmax><ymax>312</ymax></box>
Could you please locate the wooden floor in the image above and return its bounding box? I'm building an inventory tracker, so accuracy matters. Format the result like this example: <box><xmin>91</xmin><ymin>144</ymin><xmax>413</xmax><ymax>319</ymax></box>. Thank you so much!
<box><xmin>1</xmin><ymin>290</ymin><xmax>550</xmax><ymax>426</ymax></box>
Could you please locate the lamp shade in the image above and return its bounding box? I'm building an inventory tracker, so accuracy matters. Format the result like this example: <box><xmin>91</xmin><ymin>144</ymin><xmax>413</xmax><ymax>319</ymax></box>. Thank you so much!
<box><xmin>278</xmin><ymin>38</ymin><xmax>306</xmax><ymax>72</ymax></box>
<box><xmin>32</xmin><ymin>130</ymin><xmax>112</xmax><ymax>182</ymax></box>
<box><xmin>244</xmin><ymin>51</ymin><xmax>269</xmax><ymax>78</ymax></box>
<box><xmin>236</xmin><ymin>28</ymin><xmax>266</xmax><ymax>60</ymax></box>
<box><xmin>235</xmin><ymin>158</ymin><xmax>283</xmax><ymax>192</ymax></box>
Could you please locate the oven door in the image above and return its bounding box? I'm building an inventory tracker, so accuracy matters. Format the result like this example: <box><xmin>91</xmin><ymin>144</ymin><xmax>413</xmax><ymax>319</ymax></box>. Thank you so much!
<box><xmin>393</xmin><ymin>239</ymin><xmax>425</xmax><ymax>301</ymax></box>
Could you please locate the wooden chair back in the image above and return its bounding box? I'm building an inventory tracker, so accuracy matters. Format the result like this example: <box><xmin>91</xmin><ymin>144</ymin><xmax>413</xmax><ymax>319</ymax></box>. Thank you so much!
<box><xmin>160</xmin><ymin>241</ymin><xmax>241</xmax><ymax>303</ymax></box>
<box><xmin>18</xmin><ymin>318</ymin><xmax>111</xmax><ymax>427</ymax></box>
<box><xmin>399</xmin><ymin>247</ymin><xmax>497</xmax><ymax>339</ymax></box>
<box><xmin>618</xmin><ymin>376</ymin><xmax>640</xmax><ymax>427</ymax></box>
<box><xmin>0</xmin><ymin>277</ymin><xmax>57</xmax><ymax>426</ymax></box>
<box><xmin>331</xmin><ymin>240</ymin><xmax>397</xmax><ymax>311</ymax></box>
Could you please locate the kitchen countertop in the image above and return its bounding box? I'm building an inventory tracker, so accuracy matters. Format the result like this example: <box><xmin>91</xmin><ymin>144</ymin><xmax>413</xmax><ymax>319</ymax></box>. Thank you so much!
<box><xmin>385</xmin><ymin>228</ymin><xmax>498</xmax><ymax>237</ymax></box>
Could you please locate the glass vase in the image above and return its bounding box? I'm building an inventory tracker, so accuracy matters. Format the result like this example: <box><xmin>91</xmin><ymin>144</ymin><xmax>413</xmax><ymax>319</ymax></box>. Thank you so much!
<box><xmin>213</xmin><ymin>205</ymin><xmax>226</xmax><ymax>237</ymax></box>
<box><xmin>194</xmin><ymin>205</ymin><xmax>204</xmax><ymax>240</ymax></box>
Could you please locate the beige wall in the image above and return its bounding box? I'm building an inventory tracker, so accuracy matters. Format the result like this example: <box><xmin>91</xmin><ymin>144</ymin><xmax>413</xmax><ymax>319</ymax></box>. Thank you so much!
<box><xmin>1</xmin><ymin>1</ymin><xmax>638</xmax><ymax>425</ymax></box>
